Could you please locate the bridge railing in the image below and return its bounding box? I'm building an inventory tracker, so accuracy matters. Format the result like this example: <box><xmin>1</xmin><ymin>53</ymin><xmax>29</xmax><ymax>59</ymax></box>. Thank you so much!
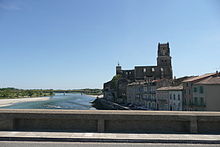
<box><xmin>0</xmin><ymin>109</ymin><xmax>220</xmax><ymax>134</ymax></box>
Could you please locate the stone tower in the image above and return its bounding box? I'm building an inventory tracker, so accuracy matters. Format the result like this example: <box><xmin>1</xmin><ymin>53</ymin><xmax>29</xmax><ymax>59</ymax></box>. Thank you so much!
<box><xmin>157</xmin><ymin>42</ymin><xmax>173</xmax><ymax>79</ymax></box>
<box><xmin>116</xmin><ymin>62</ymin><xmax>122</xmax><ymax>75</ymax></box>
<box><xmin>157</xmin><ymin>42</ymin><xmax>171</xmax><ymax>66</ymax></box>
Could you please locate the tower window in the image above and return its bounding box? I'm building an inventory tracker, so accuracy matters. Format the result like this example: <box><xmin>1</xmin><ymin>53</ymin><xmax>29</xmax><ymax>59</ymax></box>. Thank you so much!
<box><xmin>162</xmin><ymin>48</ymin><xmax>166</xmax><ymax>55</ymax></box>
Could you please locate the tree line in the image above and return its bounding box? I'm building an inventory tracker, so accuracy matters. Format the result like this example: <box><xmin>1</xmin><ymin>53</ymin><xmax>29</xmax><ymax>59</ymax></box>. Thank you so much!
<box><xmin>0</xmin><ymin>88</ymin><xmax>102</xmax><ymax>99</ymax></box>
<box><xmin>0</xmin><ymin>88</ymin><xmax>54</xmax><ymax>99</ymax></box>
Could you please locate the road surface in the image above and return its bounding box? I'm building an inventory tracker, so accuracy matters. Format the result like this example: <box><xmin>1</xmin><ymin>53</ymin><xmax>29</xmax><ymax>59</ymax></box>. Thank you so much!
<box><xmin>0</xmin><ymin>141</ymin><xmax>219</xmax><ymax>147</ymax></box>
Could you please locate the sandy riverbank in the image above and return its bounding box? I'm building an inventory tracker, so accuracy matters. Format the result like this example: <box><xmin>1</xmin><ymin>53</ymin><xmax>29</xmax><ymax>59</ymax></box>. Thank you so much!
<box><xmin>0</xmin><ymin>97</ymin><xmax>51</xmax><ymax>107</ymax></box>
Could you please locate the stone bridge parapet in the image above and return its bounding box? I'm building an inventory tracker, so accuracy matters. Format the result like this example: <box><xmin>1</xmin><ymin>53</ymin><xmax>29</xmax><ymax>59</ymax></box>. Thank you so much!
<box><xmin>0</xmin><ymin>109</ymin><xmax>220</xmax><ymax>134</ymax></box>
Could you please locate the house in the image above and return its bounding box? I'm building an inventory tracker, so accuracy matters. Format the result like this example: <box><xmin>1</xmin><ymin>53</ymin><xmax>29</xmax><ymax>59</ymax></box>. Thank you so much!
<box><xmin>182</xmin><ymin>73</ymin><xmax>217</xmax><ymax>111</ymax></box>
<box><xmin>156</xmin><ymin>86</ymin><xmax>183</xmax><ymax>111</ymax></box>
<box><xmin>193</xmin><ymin>74</ymin><xmax>220</xmax><ymax>111</ymax></box>
<box><xmin>127</xmin><ymin>79</ymin><xmax>171</xmax><ymax>110</ymax></box>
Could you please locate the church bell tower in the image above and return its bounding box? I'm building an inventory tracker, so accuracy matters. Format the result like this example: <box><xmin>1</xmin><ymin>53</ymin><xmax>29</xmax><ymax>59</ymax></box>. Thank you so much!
<box><xmin>157</xmin><ymin>42</ymin><xmax>172</xmax><ymax>67</ymax></box>
<box><xmin>157</xmin><ymin>42</ymin><xmax>173</xmax><ymax>79</ymax></box>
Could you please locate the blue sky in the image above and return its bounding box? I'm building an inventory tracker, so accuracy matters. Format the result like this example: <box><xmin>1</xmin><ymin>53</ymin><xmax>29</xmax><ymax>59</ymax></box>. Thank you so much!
<box><xmin>0</xmin><ymin>0</ymin><xmax>220</xmax><ymax>89</ymax></box>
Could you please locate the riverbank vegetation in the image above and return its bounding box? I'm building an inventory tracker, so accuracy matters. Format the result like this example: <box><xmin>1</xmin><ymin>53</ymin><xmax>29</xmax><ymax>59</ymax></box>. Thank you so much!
<box><xmin>53</xmin><ymin>88</ymin><xmax>102</xmax><ymax>95</ymax></box>
<box><xmin>110</xmin><ymin>75</ymin><xmax>122</xmax><ymax>89</ymax></box>
<box><xmin>0</xmin><ymin>88</ymin><xmax>102</xmax><ymax>99</ymax></box>
<box><xmin>0</xmin><ymin>88</ymin><xmax>54</xmax><ymax>99</ymax></box>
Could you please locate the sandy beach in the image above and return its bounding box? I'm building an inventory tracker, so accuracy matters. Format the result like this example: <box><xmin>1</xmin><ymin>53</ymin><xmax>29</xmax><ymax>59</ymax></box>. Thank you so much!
<box><xmin>0</xmin><ymin>97</ymin><xmax>51</xmax><ymax>107</ymax></box>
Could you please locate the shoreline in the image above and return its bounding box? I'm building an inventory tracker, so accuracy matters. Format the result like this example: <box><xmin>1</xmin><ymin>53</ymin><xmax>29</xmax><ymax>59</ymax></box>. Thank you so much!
<box><xmin>0</xmin><ymin>97</ymin><xmax>51</xmax><ymax>108</ymax></box>
<box><xmin>86</xmin><ymin>94</ymin><xmax>103</xmax><ymax>98</ymax></box>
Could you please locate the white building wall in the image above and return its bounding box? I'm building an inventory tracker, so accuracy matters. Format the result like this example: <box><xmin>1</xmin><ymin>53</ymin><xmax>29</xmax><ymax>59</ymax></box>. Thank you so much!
<box><xmin>169</xmin><ymin>91</ymin><xmax>182</xmax><ymax>111</ymax></box>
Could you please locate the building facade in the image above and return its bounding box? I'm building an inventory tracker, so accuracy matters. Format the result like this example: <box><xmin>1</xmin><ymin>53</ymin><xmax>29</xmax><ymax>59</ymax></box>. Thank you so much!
<box><xmin>193</xmin><ymin>75</ymin><xmax>220</xmax><ymax>111</ymax></box>
<box><xmin>169</xmin><ymin>87</ymin><xmax>183</xmax><ymax>111</ymax></box>
<box><xmin>126</xmin><ymin>82</ymin><xmax>144</xmax><ymax>106</ymax></box>
<box><xmin>127</xmin><ymin>79</ymin><xmax>171</xmax><ymax>110</ymax></box>
<box><xmin>182</xmin><ymin>73</ymin><xmax>217</xmax><ymax>111</ymax></box>
<box><xmin>156</xmin><ymin>86</ymin><xmax>183</xmax><ymax>111</ymax></box>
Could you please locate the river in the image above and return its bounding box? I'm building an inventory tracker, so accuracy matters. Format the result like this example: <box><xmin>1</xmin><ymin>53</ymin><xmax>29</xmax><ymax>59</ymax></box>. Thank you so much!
<box><xmin>0</xmin><ymin>93</ymin><xmax>96</xmax><ymax>110</ymax></box>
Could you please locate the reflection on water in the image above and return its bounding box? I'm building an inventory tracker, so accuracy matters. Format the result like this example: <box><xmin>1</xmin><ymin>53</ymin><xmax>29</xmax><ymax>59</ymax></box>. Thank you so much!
<box><xmin>1</xmin><ymin>93</ymin><xmax>96</xmax><ymax>110</ymax></box>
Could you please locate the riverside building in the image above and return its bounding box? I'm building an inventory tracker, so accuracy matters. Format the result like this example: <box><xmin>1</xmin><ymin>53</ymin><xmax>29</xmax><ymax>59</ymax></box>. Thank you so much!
<box><xmin>156</xmin><ymin>85</ymin><xmax>183</xmax><ymax>111</ymax></box>
<box><xmin>182</xmin><ymin>73</ymin><xmax>217</xmax><ymax>111</ymax></box>
<box><xmin>192</xmin><ymin>73</ymin><xmax>220</xmax><ymax>111</ymax></box>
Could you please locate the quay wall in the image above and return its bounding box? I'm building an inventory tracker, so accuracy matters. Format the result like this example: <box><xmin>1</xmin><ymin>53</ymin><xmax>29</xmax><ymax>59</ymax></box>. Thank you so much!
<box><xmin>0</xmin><ymin>109</ymin><xmax>220</xmax><ymax>134</ymax></box>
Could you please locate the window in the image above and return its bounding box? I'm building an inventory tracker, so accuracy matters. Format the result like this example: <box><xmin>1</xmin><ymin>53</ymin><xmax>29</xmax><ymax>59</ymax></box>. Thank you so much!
<box><xmin>148</xmin><ymin>102</ymin><xmax>151</xmax><ymax>108</ymax></box>
<box><xmin>178</xmin><ymin>94</ymin><xmax>180</xmax><ymax>100</ymax></box>
<box><xmin>199</xmin><ymin>86</ymin><xmax>204</xmax><ymax>94</ymax></box>
<box><xmin>143</xmin><ymin>68</ymin><xmax>146</xmax><ymax>72</ymax></box>
<box><xmin>152</xmin><ymin>102</ymin><xmax>155</xmax><ymax>108</ymax></box>
<box><xmin>194</xmin><ymin>87</ymin><xmax>197</xmax><ymax>93</ymax></box>
<box><xmin>194</xmin><ymin>97</ymin><xmax>198</xmax><ymax>105</ymax></box>
<box><xmin>152</xmin><ymin>68</ymin><xmax>155</xmax><ymax>72</ymax></box>
<box><xmin>170</xmin><ymin>94</ymin><xmax>172</xmax><ymax>100</ymax></box>
<box><xmin>161</xmin><ymin>68</ymin><xmax>163</xmax><ymax>71</ymax></box>
<box><xmin>183</xmin><ymin>89</ymin><xmax>186</xmax><ymax>94</ymax></box>
<box><xmin>200</xmin><ymin>97</ymin><xmax>204</xmax><ymax>105</ymax></box>
<box><xmin>173</xmin><ymin>94</ymin><xmax>175</xmax><ymax>100</ymax></box>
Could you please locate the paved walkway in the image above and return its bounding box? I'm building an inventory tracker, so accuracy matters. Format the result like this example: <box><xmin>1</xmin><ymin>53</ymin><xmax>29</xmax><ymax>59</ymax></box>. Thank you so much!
<box><xmin>0</xmin><ymin>131</ymin><xmax>220</xmax><ymax>144</ymax></box>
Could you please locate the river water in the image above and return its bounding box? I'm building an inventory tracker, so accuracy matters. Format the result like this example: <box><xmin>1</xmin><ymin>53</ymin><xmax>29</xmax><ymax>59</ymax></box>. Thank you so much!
<box><xmin>0</xmin><ymin>93</ymin><xmax>96</xmax><ymax>110</ymax></box>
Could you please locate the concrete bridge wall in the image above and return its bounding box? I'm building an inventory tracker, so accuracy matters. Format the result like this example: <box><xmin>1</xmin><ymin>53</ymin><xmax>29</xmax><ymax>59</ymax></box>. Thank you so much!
<box><xmin>0</xmin><ymin>109</ymin><xmax>220</xmax><ymax>134</ymax></box>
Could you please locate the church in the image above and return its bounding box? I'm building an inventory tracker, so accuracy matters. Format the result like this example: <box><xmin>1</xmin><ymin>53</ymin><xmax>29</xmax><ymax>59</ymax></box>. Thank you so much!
<box><xmin>103</xmin><ymin>42</ymin><xmax>173</xmax><ymax>104</ymax></box>
<box><xmin>116</xmin><ymin>42</ymin><xmax>173</xmax><ymax>81</ymax></box>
